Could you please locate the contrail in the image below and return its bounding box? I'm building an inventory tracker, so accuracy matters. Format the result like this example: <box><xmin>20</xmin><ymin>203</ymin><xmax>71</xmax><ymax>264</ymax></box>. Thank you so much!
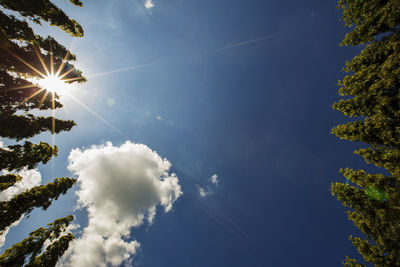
<box><xmin>86</xmin><ymin>60</ymin><xmax>162</xmax><ymax>78</ymax></box>
<box><xmin>204</xmin><ymin>34</ymin><xmax>274</xmax><ymax>54</ymax></box>
<box><xmin>84</xmin><ymin>35</ymin><xmax>273</xmax><ymax>79</ymax></box>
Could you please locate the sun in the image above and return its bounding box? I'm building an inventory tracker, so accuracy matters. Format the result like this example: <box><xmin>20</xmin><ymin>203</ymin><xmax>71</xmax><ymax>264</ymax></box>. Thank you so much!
<box><xmin>36</xmin><ymin>74</ymin><xmax>72</xmax><ymax>94</ymax></box>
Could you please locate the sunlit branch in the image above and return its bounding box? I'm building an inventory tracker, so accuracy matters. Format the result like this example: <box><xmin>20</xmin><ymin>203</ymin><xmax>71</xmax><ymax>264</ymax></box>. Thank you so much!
<box><xmin>62</xmin><ymin>76</ymin><xmax>86</xmax><ymax>83</ymax></box>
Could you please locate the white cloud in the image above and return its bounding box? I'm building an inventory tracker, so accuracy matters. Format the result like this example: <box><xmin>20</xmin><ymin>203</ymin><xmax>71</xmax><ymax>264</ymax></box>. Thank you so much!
<box><xmin>210</xmin><ymin>174</ymin><xmax>218</xmax><ymax>185</ymax></box>
<box><xmin>197</xmin><ymin>174</ymin><xmax>219</xmax><ymax>198</ymax></box>
<box><xmin>0</xmin><ymin>216</ymin><xmax>24</xmax><ymax>250</ymax></box>
<box><xmin>0</xmin><ymin>168</ymin><xmax>42</xmax><ymax>249</ymax></box>
<box><xmin>144</xmin><ymin>0</ymin><xmax>154</xmax><ymax>9</ymax></box>
<box><xmin>61</xmin><ymin>141</ymin><xmax>182</xmax><ymax>267</ymax></box>
<box><xmin>0</xmin><ymin>169</ymin><xmax>42</xmax><ymax>202</ymax></box>
<box><xmin>197</xmin><ymin>185</ymin><xmax>211</xmax><ymax>198</ymax></box>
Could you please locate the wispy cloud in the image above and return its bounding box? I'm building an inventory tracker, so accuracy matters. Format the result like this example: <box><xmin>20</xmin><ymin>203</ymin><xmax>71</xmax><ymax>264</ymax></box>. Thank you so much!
<box><xmin>144</xmin><ymin>0</ymin><xmax>154</xmax><ymax>9</ymax></box>
<box><xmin>197</xmin><ymin>185</ymin><xmax>211</xmax><ymax>198</ymax></box>
<box><xmin>197</xmin><ymin>174</ymin><xmax>220</xmax><ymax>198</ymax></box>
<box><xmin>61</xmin><ymin>141</ymin><xmax>182</xmax><ymax>266</ymax></box>
<box><xmin>210</xmin><ymin>174</ymin><xmax>218</xmax><ymax>185</ymax></box>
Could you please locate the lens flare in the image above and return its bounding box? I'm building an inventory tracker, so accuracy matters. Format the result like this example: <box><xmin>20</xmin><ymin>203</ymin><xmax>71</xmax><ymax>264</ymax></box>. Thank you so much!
<box><xmin>35</xmin><ymin>74</ymin><xmax>72</xmax><ymax>94</ymax></box>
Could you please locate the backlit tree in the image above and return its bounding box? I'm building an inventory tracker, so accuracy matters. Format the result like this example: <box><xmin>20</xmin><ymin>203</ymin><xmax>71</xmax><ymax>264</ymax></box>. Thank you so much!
<box><xmin>331</xmin><ymin>0</ymin><xmax>400</xmax><ymax>266</ymax></box>
<box><xmin>0</xmin><ymin>0</ymin><xmax>85</xmax><ymax>265</ymax></box>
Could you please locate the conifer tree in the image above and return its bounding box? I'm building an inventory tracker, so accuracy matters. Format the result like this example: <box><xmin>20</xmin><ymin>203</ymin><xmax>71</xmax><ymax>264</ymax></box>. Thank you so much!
<box><xmin>331</xmin><ymin>0</ymin><xmax>400</xmax><ymax>266</ymax></box>
<box><xmin>0</xmin><ymin>216</ymin><xmax>74</xmax><ymax>267</ymax></box>
<box><xmin>0</xmin><ymin>0</ymin><xmax>85</xmax><ymax>265</ymax></box>
<box><xmin>0</xmin><ymin>177</ymin><xmax>77</xmax><ymax>233</ymax></box>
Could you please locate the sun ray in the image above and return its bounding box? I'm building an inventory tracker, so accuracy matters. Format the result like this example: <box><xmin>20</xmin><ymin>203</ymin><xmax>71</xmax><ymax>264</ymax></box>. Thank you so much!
<box><xmin>194</xmin><ymin>200</ymin><xmax>236</xmax><ymax>236</ymax></box>
<box><xmin>67</xmin><ymin>93</ymin><xmax>128</xmax><ymax>138</ymax></box>
<box><xmin>55</xmin><ymin>50</ymin><xmax>70</xmax><ymax>77</ymax></box>
<box><xmin>51</xmin><ymin>103</ymin><xmax>56</xmax><ymax>178</ymax></box>
<box><xmin>51</xmin><ymin>92</ymin><xmax>55</xmax><ymax>134</ymax></box>
<box><xmin>5</xmin><ymin>48</ymin><xmax>46</xmax><ymax>78</ymax></box>
<box><xmin>38</xmin><ymin>90</ymin><xmax>49</xmax><ymax>108</ymax></box>
<box><xmin>33</xmin><ymin>45</ymin><xmax>50</xmax><ymax>76</ymax></box>
<box><xmin>58</xmin><ymin>67</ymin><xmax>76</xmax><ymax>80</ymax></box>
<box><xmin>195</xmin><ymin>199</ymin><xmax>249</xmax><ymax>243</ymax></box>
<box><xmin>2</xmin><ymin>84</ymin><xmax>38</xmax><ymax>91</ymax></box>
<box><xmin>68</xmin><ymin>86</ymin><xmax>106</xmax><ymax>98</ymax></box>
<box><xmin>49</xmin><ymin>40</ymin><xmax>54</xmax><ymax>76</ymax></box>
<box><xmin>19</xmin><ymin>88</ymin><xmax>45</xmax><ymax>105</ymax></box>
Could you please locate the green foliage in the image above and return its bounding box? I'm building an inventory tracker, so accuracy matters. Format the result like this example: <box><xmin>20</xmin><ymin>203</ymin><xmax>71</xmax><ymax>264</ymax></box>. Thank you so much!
<box><xmin>0</xmin><ymin>0</ymin><xmax>84</xmax><ymax>37</ymax></box>
<box><xmin>365</xmin><ymin>187</ymin><xmax>388</xmax><ymax>201</ymax></box>
<box><xmin>0</xmin><ymin>113</ymin><xmax>76</xmax><ymax>141</ymax></box>
<box><xmin>355</xmin><ymin>147</ymin><xmax>400</xmax><ymax>176</ymax></box>
<box><xmin>0</xmin><ymin>177</ymin><xmax>77</xmax><ymax>234</ymax></box>
<box><xmin>338</xmin><ymin>0</ymin><xmax>400</xmax><ymax>46</ymax></box>
<box><xmin>0</xmin><ymin>174</ymin><xmax>22</xmax><ymax>191</ymax></box>
<box><xmin>0</xmin><ymin>1</ymin><xmax>85</xmax><ymax>265</ymax></box>
<box><xmin>343</xmin><ymin>255</ymin><xmax>365</xmax><ymax>267</ymax></box>
<box><xmin>0</xmin><ymin>142</ymin><xmax>58</xmax><ymax>171</ymax></box>
<box><xmin>0</xmin><ymin>1</ymin><xmax>86</xmax><ymax>137</ymax></box>
<box><xmin>0</xmin><ymin>216</ymin><xmax>74</xmax><ymax>267</ymax></box>
<box><xmin>332</xmin><ymin>0</ymin><xmax>400</xmax><ymax>265</ymax></box>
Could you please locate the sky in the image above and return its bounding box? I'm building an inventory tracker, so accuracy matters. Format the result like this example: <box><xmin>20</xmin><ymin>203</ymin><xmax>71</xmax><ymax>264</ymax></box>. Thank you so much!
<box><xmin>0</xmin><ymin>0</ymin><xmax>376</xmax><ymax>266</ymax></box>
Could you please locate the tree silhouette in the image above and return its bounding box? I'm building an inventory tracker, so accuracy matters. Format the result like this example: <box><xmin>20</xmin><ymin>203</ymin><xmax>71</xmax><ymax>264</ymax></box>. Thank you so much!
<box><xmin>332</xmin><ymin>0</ymin><xmax>400</xmax><ymax>266</ymax></box>
<box><xmin>0</xmin><ymin>0</ymin><xmax>85</xmax><ymax>265</ymax></box>
<box><xmin>0</xmin><ymin>216</ymin><xmax>75</xmax><ymax>267</ymax></box>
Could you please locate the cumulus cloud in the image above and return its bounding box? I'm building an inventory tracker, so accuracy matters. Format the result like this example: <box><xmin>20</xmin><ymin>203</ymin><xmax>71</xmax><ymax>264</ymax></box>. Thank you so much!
<box><xmin>144</xmin><ymin>0</ymin><xmax>154</xmax><ymax>9</ymax></box>
<box><xmin>0</xmin><ymin>168</ymin><xmax>42</xmax><ymax>249</ymax></box>
<box><xmin>61</xmin><ymin>141</ymin><xmax>182</xmax><ymax>267</ymax></box>
<box><xmin>210</xmin><ymin>174</ymin><xmax>218</xmax><ymax>185</ymax></box>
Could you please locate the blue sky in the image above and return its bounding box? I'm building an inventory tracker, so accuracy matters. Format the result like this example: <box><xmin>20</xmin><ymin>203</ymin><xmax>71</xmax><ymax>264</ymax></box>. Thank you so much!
<box><xmin>1</xmin><ymin>0</ymin><xmax>374</xmax><ymax>266</ymax></box>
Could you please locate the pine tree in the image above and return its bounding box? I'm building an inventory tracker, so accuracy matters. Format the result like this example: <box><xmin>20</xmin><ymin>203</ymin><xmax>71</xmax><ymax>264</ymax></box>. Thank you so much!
<box><xmin>0</xmin><ymin>177</ymin><xmax>77</xmax><ymax>234</ymax></box>
<box><xmin>0</xmin><ymin>216</ymin><xmax>75</xmax><ymax>267</ymax></box>
<box><xmin>0</xmin><ymin>0</ymin><xmax>85</xmax><ymax>265</ymax></box>
<box><xmin>332</xmin><ymin>0</ymin><xmax>400</xmax><ymax>266</ymax></box>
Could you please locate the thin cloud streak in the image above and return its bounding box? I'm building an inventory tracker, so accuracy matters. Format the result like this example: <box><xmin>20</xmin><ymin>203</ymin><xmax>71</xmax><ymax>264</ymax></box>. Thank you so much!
<box><xmin>83</xmin><ymin>35</ymin><xmax>272</xmax><ymax>81</ymax></box>
<box><xmin>204</xmin><ymin>34</ymin><xmax>274</xmax><ymax>55</ymax></box>
<box><xmin>86</xmin><ymin>61</ymin><xmax>162</xmax><ymax>79</ymax></box>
